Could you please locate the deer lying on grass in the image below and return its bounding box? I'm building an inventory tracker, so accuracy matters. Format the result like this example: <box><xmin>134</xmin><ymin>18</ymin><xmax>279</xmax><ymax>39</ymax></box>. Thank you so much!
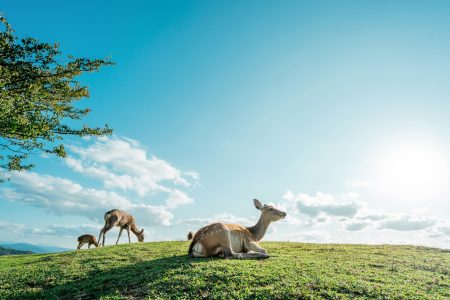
<box><xmin>187</xmin><ymin>199</ymin><xmax>286</xmax><ymax>259</ymax></box>
<box><xmin>98</xmin><ymin>209</ymin><xmax>144</xmax><ymax>246</ymax></box>
<box><xmin>77</xmin><ymin>234</ymin><xmax>99</xmax><ymax>250</ymax></box>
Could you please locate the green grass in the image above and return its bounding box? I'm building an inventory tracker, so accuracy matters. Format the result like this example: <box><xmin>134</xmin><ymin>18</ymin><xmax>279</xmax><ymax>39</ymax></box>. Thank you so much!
<box><xmin>0</xmin><ymin>242</ymin><xmax>448</xmax><ymax>299</ymax></box>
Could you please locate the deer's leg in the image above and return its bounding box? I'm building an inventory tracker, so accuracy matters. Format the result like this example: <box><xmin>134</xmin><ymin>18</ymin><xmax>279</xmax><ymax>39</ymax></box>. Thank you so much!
<box><xmin>247</xmin><ymin>242</ymin><xmax>267</xmax><ymax>254</ymax></box>
<box><xmin>116</xmin><ymin>227</ymin><xmax>124</xmax><ymax>245</ymax></box>
<box><xmin>238</xmin><ymin>252</ymin><xmax>269</xmax><ymax>259</ymax></box>
<box><xmin>100</xmin><ymin>216</ymin><xmax>118</xmax><ymax>246</ymax></box>
<box><xmin>220</xmin><ymin>232</ymin><xmax>269</xmax><ymax>259</ymax></box>
<box><xmin>218</xmin><ymin>231</ymin><xmax>247</xmax><ymax>259</ymax></box>
<box><xmin>98</xmin><ymin>230</ymin><xmax>103</xmax><ymax>247</ymax></box>
<box><xmin>127</xmin><ymin>227</ymin><xmax>131</xmax><ymax>243</ymax></box>
<box><xmin>99</xmin><ymin>227</ymin><xmax>109</xmax><ymax>247</ymax></box>
<box><xmin>88</xmin><ymin>243</ymin><xmax>91</xmax><ymax>249</ymax></box>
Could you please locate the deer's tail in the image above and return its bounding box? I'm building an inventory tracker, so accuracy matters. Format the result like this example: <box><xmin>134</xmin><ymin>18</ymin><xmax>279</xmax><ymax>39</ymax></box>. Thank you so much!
<box><xmin>187</xmin><ymin>231</ymin><xmax>196</xmax><ymax>257</ymax></box>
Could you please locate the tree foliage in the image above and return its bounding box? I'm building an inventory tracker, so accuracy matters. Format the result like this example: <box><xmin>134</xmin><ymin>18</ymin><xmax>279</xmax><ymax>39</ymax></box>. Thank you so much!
<box><xmin>0</xmin><ymin>16</ymin><xmax>113</xmax><ymax>177</ymax></box>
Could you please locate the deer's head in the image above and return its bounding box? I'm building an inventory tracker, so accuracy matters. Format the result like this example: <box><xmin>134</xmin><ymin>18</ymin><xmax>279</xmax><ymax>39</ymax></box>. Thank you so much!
<box><xmin>137</xmin><ymin>229</ymin><xmax>144</xmax><ymax>242</ymax></box>
<box><xmin>253</xmin><ymin>199</ymin><xmax>286</xmax><ymax>222</ymax></box>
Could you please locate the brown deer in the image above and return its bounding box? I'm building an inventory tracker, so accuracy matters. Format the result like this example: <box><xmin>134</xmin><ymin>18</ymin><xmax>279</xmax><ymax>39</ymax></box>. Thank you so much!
<box><xmin>98</xmin><ymin>209</ymin><xmax>144</xmax><ymax>246</ymax></box>
<box><xmin>77</xmin><ymin>234</ymin><xmax>99</xmax><ymax>249</ymax></box>
<box><xmin>187</xmin><ymin>199</ymin><xmax>286</xmax><ymax>259</ymax></box>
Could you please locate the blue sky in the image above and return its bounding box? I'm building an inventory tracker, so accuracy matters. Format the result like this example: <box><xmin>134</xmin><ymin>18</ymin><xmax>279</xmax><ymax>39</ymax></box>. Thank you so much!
<box><xmin>1</xmin><ymin>1</ymin><xmax>450</xmax><ymax>248</ymax></box>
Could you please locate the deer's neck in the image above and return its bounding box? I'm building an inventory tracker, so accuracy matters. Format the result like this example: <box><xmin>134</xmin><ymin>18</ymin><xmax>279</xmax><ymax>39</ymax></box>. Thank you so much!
<box><xmin>130</xmin><ymin>223</ymin><xmax>141</xmax><ymax>236</ymax></box>
<box><xmin>247</xmin><ymin>215</ymin><xmax>270</xmax><ymax>241</ymax></box>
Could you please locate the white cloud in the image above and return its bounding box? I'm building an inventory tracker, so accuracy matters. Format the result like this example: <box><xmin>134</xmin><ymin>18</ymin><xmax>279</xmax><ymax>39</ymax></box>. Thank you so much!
<box><xmin>3</xmin><ymin>171</ymin><xmax>173</xmax><ymax>226</ymax></box>
<box><xmin>165</xmin><ymin>189</ymin><xmax>194</xmax><ymax>209</ymax></box>
<box><xmin>282</xmin><ymin>190</ymin><xmax>362</xmax><ymax>219</ymax></box>
<box><xmin>427</xmin><ymin>224</ymin><xmax>450</xmax><ymax>239</ymax></box>
<box><xmin>438</xmin><ymin>224</ymin><xmax>450</xmax><ymax>236</ymax></box>
<box><xmin>378</xmin><ymin>215</ymin><xmax>437</xmax><ymax>231</ymax></box>
<box><xmin>340</xmin><ymin>211</ymin><xmax>449</xmax><ymax>245</ymax></box>
<box><xmin>65</xmin><ymin>136</ymin><xmax>197</xmax><ymax>196</ymax></box>
<box><xmin>344</xmin><ymin>220</ymin><xmax>371</xmax><ymax>231</ymax></box>
<box><xmin>2</xmin><ymin>136</ymin><xmax>198</xmax><ymax>230</ymax></box>
<box><xmin>130</xmin><ymin>204</ymin><xmax>173</xmax><ymax>226</ymax></box>
<box><xmin>183</xmin><ymin>171</ymin><xmax>200</xmax><ymax>186</ymax></box>
<box><xmin>184</xmin><ymin>171</ymin><xmax>200</xmax><ymax>181</ymax></box>
<box><xmin>0</xmin><ymin>221</ymin><xmax>98</xmax><ymax>237</ymax></box>
<box><xmin>24</xmin><ymin>224</ymin><xmax>100</xmax><ymax>237</ymax></box>
<box><xmin>359</xmin><ymin>213</ymin><xmax>390</xmax><ymax>221</ymax></box>
<box><xmin>0</xmin><ymin>220</ymin><xmax>25</xmax><ymax>232</ymax></box>
<box><xmin>281</xmin><ymin>190</ymin><xmax>449</xmax><ymax>249</ymax></box>
<box><xmin>350</xmin><ymin>211</ymin><xmax>440</xmax><ymax>233</ymax></box>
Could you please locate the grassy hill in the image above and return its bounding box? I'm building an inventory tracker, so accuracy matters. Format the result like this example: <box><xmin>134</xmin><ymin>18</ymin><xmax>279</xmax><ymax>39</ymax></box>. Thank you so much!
<box><xmin>0</xmin><ymin>242</ymin><xmax>448</xmax><ymax>299</ymax></box>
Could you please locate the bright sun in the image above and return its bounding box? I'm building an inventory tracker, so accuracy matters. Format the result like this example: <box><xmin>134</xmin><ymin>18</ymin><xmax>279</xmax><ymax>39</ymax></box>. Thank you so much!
<box><xmin>374</xmin><ymin>141</ymin><xmax>449</xmax><ymax>200</ymax></box>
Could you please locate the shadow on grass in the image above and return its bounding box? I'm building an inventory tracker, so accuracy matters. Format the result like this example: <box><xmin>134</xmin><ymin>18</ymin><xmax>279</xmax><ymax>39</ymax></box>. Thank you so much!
<box><xmin>16</xmin><ymin>255</ymin><xmax>216</xmax><ymax>300</ymax></box>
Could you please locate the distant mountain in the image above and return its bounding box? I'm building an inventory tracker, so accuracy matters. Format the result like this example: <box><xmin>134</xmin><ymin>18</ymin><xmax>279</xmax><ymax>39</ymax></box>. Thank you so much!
<box><xmin>0</xmin><ymin>242</ymin><xmax>70</xmax><ymax>254</ymax></box>
<box><xmin>0</xmin><ymin>246</ymin><xmax>34</xmax><ymax>255</ymax></box>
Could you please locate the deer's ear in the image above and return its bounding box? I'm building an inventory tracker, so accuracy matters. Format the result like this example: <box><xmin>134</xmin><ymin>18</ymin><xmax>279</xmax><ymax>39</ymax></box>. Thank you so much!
<box><xmin>253</xmin><ymin>199</ymin><xmax>263</xmax><ymax>210</ymax></box>
<box><xmin>141</xmin><ymin>229</ymin><xmax>144</xmax><ymax>234</ymax></box>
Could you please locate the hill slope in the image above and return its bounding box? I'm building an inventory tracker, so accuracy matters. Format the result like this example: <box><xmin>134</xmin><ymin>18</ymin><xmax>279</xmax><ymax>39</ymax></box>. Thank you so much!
<box><xmin>0</xmin><ymin>242</ymin><xmax>448</xmax><ymax>299</ymax></box>
<box><xmin>0</xmin><ymin>246</ymin><xmax>33</xmax><ymax>256</ymax></box>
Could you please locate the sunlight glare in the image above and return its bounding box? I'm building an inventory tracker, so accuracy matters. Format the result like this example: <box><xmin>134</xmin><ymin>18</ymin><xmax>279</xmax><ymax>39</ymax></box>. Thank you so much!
<box><xmin>375</xmin><ymin>141</ymin><xmax>449</xmax><ymax>201</ymax></box>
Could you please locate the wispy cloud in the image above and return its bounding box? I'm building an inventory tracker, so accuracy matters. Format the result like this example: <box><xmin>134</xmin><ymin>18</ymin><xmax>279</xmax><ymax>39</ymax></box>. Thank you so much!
<box><xmin>2</xmin><ymin>171</ymin><xmax>174</xmax><ymax>226</ymax></box>
<box><xmin>165</xmin><ymin>189</ymin><xmax>194</xmax><ymax>209</ymax></box>
<box><xmin>438</xmin><ymin>224</ymin><xmax>450</xmax><ymax>236</ymax></box>
<box><xmin>342</xmin><ymin>211</ymin><xmax>444</xmax><ymax>233</ymax></box>
<box><xmin>65</xmin><ymin>136</ymin><xmax>197</xmax><ymax>196</ymax></box>
<box><xmin>0</xmin><ymin>220</ymin><xmax>99</xmax><ymax>239</ymax></box>
<box><xmin>282</xmin><ymin>190</ymin><xmax>363</xmax><ymax>219</ymax></box>
<box><xmin>0</xmin><ymin>220</ymin><xmax>25</xmax><ymax>232</ymax></box>
<box><xmin>25</xmin><ymin>224</ymin><xmax>100</xmax><ymax>237</ymax></box>
<box><xmin>344</xmin><ymin>220</ymin><xmax>371</xmax><ymax>231</ymax></box>
<box><xmin>2</xmin><ymin>136</ymin><xmax>198</xmax><ymax>228</ymax></box>
<box><xmin>280</xmin><ymin>189</ymin><xmax>449</xmax><ymax>246</ymax></box>
<box><xmin>378</xmin><ymin>215</ymin><xmax>437</xmax><ymax>231</ymax></box>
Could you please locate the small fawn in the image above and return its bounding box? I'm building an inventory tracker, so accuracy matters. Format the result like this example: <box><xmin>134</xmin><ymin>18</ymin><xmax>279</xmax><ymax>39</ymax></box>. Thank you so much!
<box><xmin>77</xmin><ymin>234</ymin><xmax>99</xmax><ymax>249</ymax></box>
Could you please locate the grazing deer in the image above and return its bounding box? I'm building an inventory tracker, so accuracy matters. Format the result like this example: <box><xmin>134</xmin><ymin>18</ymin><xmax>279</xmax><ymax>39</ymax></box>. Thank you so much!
<box><xmin>98</xmin><ymin>209</ymin><xmax>144</xmax><ymax>246</ymax></box>
<box><xmin>187</xmin><ymin>199</ymin><xmax>286</xmax><ymax>259</ymax></box>
<box><xmin>77</xmin><ymin>234</ymin><xmax>99</xmax><ymax>250</ymax></box>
